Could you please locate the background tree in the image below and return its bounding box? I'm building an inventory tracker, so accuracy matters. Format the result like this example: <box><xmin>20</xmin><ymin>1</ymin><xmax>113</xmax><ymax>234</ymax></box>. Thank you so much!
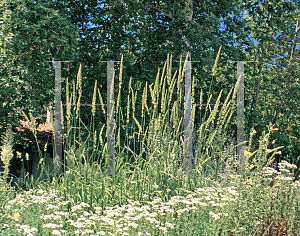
<box><xmin>0</xmin><ymin>0</ymin><xmax>81</xmax><ymax>147</ymax></box>
<box><xmin>240</xmin><ymin>0</ymin><xmax>300</xmax><ymax>163</ymax></box>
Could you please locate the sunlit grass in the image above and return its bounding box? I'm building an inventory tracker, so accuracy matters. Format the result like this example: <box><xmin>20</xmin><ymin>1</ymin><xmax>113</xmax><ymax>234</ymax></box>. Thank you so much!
<box><xmin>0</xmin><ymin>51</ymin><xmax>299</xmax><ymax>236</ymax></box>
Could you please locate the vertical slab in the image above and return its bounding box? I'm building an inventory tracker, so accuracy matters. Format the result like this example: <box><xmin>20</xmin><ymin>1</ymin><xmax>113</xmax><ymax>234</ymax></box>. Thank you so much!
<box><xmin>176</xmin><ymin>60</ymin><xmax>200</xmax><ymax>175</ymax></box>
<box><xmin>107</xmin><ymin>61</ymin><xmax>115</xmax><ymax>175</ymax></box>
<box><xmin>183</xmin><ymin>61</ymin><xmax>193</xmax><ymax>174</ymax></box>
<box><xmin>237</xmin><ymin>62</ymin><xmax>245</xmax><ymax>175</ymax></box>
<box><xmin>54</xmin><ymin>61</ymin><xmax>63</xmax><ymax>176</ymax></box>
<box><xmin>32</xmin><ymin>154</ymin><xmax>40</xmax><ymax>180</ymax></box>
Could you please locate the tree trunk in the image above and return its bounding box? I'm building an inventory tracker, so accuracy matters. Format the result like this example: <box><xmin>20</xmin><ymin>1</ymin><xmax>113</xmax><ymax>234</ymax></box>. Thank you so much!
<box><xmin>248</xmin><ymin>44</ymin><xmax>265</xmax><ymax>135</ymax></box>
<box><xmin>273</xmin><ymin>20</ymin><xmax>299</xmax><ymax>127</ymax></box>
<box><xmin>171</xmin><ymin>0</ymin><xmax>198</xmax><ymax>169</ymax></box>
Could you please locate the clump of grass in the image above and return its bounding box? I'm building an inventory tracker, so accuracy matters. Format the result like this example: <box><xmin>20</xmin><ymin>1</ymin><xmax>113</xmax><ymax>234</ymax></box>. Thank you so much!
<box><xmin>0</xmin><ymin>125</ymin><xmax>14</xmax><ymax>186</ymax></box>
<box><xmin>0</xmin><ymin>51</ymin><xmax>299</xmax><ymax>235</ymax></box>
<box><xmin>0</xmin><ymin>125</ymin><xmax>21</xmax><ymax>218</ymax></box>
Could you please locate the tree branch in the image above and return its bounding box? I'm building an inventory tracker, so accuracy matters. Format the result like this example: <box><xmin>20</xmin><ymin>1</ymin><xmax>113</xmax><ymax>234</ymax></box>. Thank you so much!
<box><xmin>140</xmin><ymin>1</ymin><xmax>175</xmax><ymax>20</ymax></box>
<box><xmin>248</xmin><ymin>44</ymin><xmax>265</xmax><ymax>134</ymax></box>
<box><xmin>273</xmin><ymin>20</ymin><xmax>300</xmax><ymax>126</ymax></box>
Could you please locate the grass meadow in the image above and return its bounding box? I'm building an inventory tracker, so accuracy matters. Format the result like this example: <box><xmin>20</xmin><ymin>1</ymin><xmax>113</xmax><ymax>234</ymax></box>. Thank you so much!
<box><xmin>0</xmin><ymin>52</ymin><xmax>300</xmax><ymax>236</ymax></box>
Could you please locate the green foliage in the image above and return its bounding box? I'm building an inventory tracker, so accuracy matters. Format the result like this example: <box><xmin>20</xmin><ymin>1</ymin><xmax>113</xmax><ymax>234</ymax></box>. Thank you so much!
<box><xmin>0</xmin><ymin>0</ymin><xmax>81</xmax><ymax>147</ymax></box>
<box><xmin>241</xmin><ymin>0</ymin><xmax>300</xmax><ymax>163</ymax></box>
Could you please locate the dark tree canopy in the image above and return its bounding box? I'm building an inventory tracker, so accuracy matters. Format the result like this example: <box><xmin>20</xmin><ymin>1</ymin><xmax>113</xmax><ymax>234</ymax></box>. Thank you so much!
<box><xmin>0</xmin><ymin>0</ymin><xmax>81</xmax><ymax>146</ymax></box>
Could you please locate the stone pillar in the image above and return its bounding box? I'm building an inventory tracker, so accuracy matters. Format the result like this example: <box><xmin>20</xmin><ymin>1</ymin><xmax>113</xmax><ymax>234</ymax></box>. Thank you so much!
<box><xmin>47</xmin><ymin>106</ymin><xmax>53</xmax><ymax>123</ymax></box>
